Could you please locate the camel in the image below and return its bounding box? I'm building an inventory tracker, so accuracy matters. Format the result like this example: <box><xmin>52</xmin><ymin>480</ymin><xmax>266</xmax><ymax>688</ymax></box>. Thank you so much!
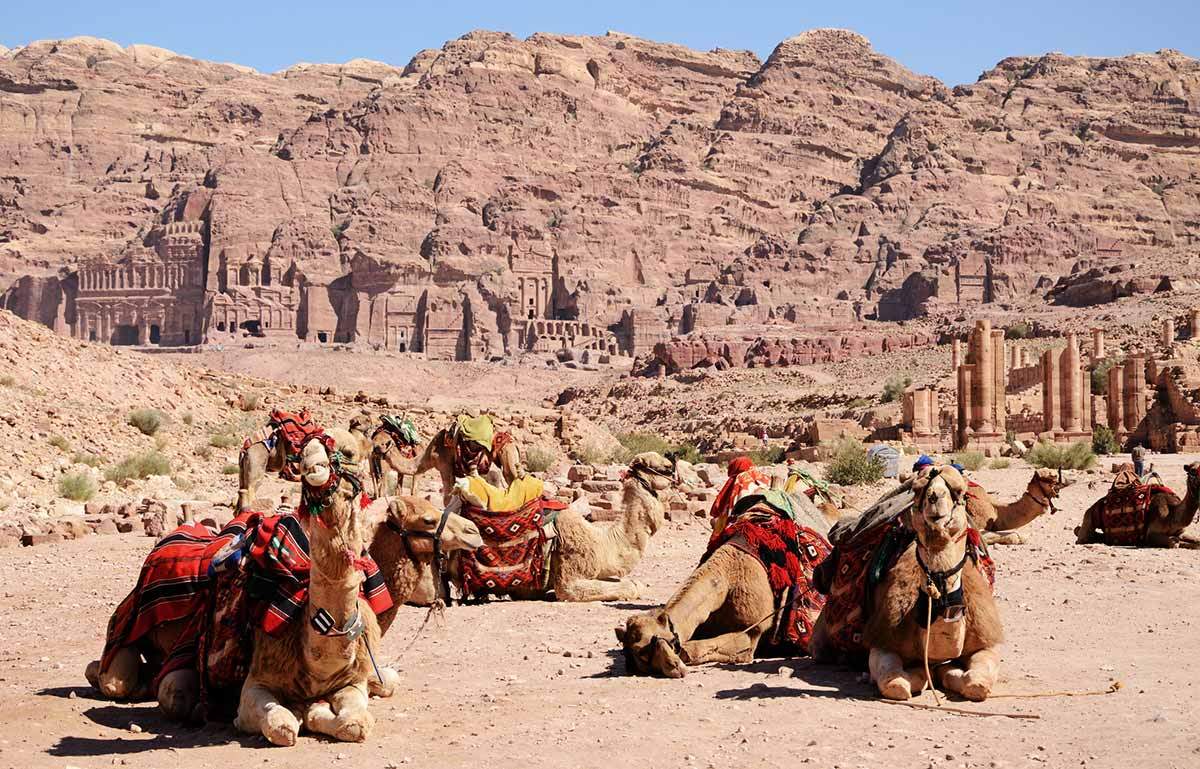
<box><xmin>453</xmin><ymin>452</ymin><xmax>676</xmax><ymax>602</ymax></box>
<box><xmin>617</xmin><ymin>489</ymin><xmax>832</xmax><ymax>677</ymax></box>
<box><xmin>1075</xmin><ymin>462</ymin><xmax>1200</xmax><ymax>548</ymax></box>
<box><xmin>410</xmin><ymin>416</ymin><xmax>525</xmax><ymax>503</ymax></box>
<box><xmin>967</xmin><ymin>469</ymin><xmax>1069</xmax><ymax>545</ymax></box>
<box><xmin>85</xmin><ymin>483</ymin><xmax>482</xmax><ymax>725</ymax></box>
<box><xmin>237</xmin><ymin>426</ymin><xmax>291</xmax><ymax>512</ymax></box>
<box><xmin>810</xmin><ymin>466</ymin><xmax>1004</xmax><ymax>701</ymax></box>
<box><xmin>232</xmin><ymin>437</ymin><xmax>383</xmax><ymax>745</ymax></box>
<box><xmin>238</xmin><ymin>410</ymin><xmax>352</xmax><ymax>512</ymax></box>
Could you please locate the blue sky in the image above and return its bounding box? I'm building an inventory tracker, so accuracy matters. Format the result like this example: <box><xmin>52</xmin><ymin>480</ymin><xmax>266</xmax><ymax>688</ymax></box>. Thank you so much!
<box><xmin>3</xmin><ymin>1</ymin><xmax>1196</xmax><ymax>86</ymax></box>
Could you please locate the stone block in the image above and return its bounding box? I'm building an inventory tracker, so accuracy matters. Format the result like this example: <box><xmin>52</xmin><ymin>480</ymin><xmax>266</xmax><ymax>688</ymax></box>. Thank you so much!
<box><xmin>20</xmin><ymin>533</ymin><xmax>64</xmax><ymax>547</ymax></box>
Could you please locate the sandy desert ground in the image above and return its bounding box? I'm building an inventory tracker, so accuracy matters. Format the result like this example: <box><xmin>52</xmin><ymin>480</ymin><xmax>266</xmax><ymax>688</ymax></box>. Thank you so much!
<box><xmin>2</xmin><ymin>454</ymin><xmax>1199</xmax><ymax>769</ymax></box>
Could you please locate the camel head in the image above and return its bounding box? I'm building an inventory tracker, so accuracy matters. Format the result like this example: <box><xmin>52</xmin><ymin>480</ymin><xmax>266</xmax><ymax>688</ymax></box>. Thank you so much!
<box><xmin>615</xmin><ymin>611</ymin><xmax>687</xmax><ymax>679</ymax></box>
<box><xmin>627</xmin><ymin>452</ymin><xmax>677</xmax><ymax>495</ymax></box>
<box><xmin>907</xmin><ymin>466</ymin><xmax>969</xmax><ymax>550</ymax></box>
<box><xmin>385</xmin><ymin>496</ymin><xmax>483</xmax><ymax>554</ymax></box>
<box><xmin>1185</xmin><ymin>462</ymin><xmax>1200</xmax><ymax>498</ymax></box>
<box><xmin>1028</xmin><ymin>468</ymin><xmax>1069</xmax><ymax>514</ymax></box>
<box><xmin>299</xmin><ymin>437</ymin><xmax>368</xmax><ymax>554</ymax></box>
<box><xmin>349</xmin><ymin>412</ymin><xmax>374</xmax><ymax>439</ymax></box>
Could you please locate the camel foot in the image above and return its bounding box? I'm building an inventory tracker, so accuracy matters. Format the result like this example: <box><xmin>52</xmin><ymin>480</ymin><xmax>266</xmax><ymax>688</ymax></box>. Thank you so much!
<box><xmin>157</xmin><ymin>669</ymin><xmax>200</xmax><ymax>721</ymax></box>
<box><xmin>97</xmin><ymin>647</ymin><xmax>143</xmax><ymax>699</ymax></box>
<box><xmin>331</xmin><ymin>710</ymin><xmax>374</xmax><ymax>743</ymax></box>
<box><xmin>262</xmin><ymin>705</ymin><xmax>301</xmax><ymax>747</ymax></box>
<box><xmin>84</xmin><ymin>660</ymin><xmax>100</xmax><ymax>690</ymax></box>
<box><xmin>877</xmin><ymin>675</ymin><xmax>913</xmax><ymax>701</ymax></box>
<box><xmin>368</xmin><ymin>667</ymin><xmax>400</xmax><ymax>699</ymax></box>
<box><xmin>983</xmin><ymin>530</ymin><xmax>1024</xmax><ymax>546</ymax></box>
<box><xmin>941</xmin><ymin>668</ymin><xmax>992</xmax><ymax>701</ymax></box>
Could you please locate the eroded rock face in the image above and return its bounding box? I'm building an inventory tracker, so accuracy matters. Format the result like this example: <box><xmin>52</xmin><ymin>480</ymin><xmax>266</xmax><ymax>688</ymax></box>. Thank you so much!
<box><xmin>1</xmin><ymin>31</ymin><xmax>1198</xmax><ymax>357</ymax></box>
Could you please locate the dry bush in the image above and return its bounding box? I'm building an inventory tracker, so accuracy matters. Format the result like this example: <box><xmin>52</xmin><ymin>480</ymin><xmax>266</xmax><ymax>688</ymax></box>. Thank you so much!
<box><xmin>950</xmin><ymin>451</ymin><xmax>985</xmax><ymax>471</ymax></box>
<box><xmin>105</xmin><ymin>450</ymin><xmax>171</xmax><ymax>483</ymax></box>
<box><xmin>1027</xmin><ymin>441</ymin><xmax>1095</xmax><ymax>470</ymax></box>
<box><xmin>209</xmin><ymin>431</ymin><xmax>240</xmax><ymax>449</ymax></box>
<box><xmin>524</xmin><ymin>445</ymin><xmax>559</xmax><ymax>473</ymax></box>
<box><xmin>988</xmin><ymin>458</ymin><xmax>1011</xmax><ymax>470</ymax></box>
<box><xmin>127</xmin><ymin>409</ymin><xmax>166</xmax><ymax>436</ymax></box>
<box><xmin>825</xmin><ymin>439</ymin><xmax>884</xmax><ymax>486</ymax></box>
<box><xmin>48</xmin><ymin>434</ymin><xmax>71</xmax><ymax>452</ymax></box>
<box><xmin>72</xmin><ymin>451</ymin><xmax>105</xmax><ymax>467</ymax></box>
<box><xmin>58</xmin><ymin>472</ymin><xmax>97</xmax><ymax>501</ymax></box>
<box><xmin>221</xmin><ymin>463</ymin><xmax>239</xmax><ymax>475</ymax></box>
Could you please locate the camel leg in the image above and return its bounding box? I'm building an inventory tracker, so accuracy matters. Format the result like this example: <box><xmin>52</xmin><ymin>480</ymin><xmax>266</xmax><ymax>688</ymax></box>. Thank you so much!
<box><xmin>1074</xmin><ymin>506</ymin><xmax>1100</xmax><ymax>544</ymax></box>
<box><xmin>808</xmin><ymin>614</ymin><xmax>835</xmax><ymax>663</ymax></box>
<box><xmin>939</xmin><ymin>648</ymin><xmax>1000</xmax><ymax>701</ymax></box>
<box><xmin>238</xmin><ymin>446</ymin><xmax>266</xmax><ymax>512</ymax></box>
<box><xmin>869</xmin><ymin>648</ymin><xmax>928</xmax><ymax>701</ymax></box>
<box><xmin>1175</xmin><ymin>533</ymin><xmax>1200</xmax><ymax>550</ymax></box>
<box><xmin>93</xmin><ymin>647</ymin><xmax>146</xmax><ymax>699</ymax></box>
<box><xmin>556</xmin><ymin>576</ymin><xmax>640</xmax><ymax>603</ymax></box>
<box><xmin>157</xmin><ymin>669</ymin><xmax>200</xmax><ymax>721</ymax></box>
<box><xmin>235</xmin><ymin>678</ymin><xmax>302</xmax><ymax>747</ymax></box>
<box><xmin>307</xmin><ymin>683</ymin><xmax>373</xmax><ymax>742</ymax></box>
<box><xmin>367</xmin><ymin>666</ymin><xmax>401</xmax><ymax>698</ymax></box>
<box><xmin>982</xmin><ymin>530</ymin><xmax>1025</xmax><ymax>546</ymax></box>
<box><xmin>680</xmin><ymin>630</ymin><xmax>759</xmax><ymax>665</ymax></box>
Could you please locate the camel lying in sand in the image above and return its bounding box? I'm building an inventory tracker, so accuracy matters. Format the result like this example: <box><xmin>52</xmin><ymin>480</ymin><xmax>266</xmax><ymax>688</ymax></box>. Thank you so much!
<box><xmin>453</xmin><ymin>452</ymin><xmax>675</xmax><ymax>602</ymax></box>
<box><xmin>86</xmin><ymin>484</ymin><xmax>481</xmax><ymax>727</ymax></box>
<box><xmin>968</xmin><ymin>469</ymin><xmax>1069</xmax><ymax>545</ymax></box>
<box><xmin>811</xmin><ymin>466</ymin><xmax>1004</xmax><ymax>701</ymax></box>
<box><xmin>1075</xmin><ymin>461</ymin><xmax>1200</xmax><ymax>548</ymax></box>
<box><xmin>618</xmin><ymin>488</ymin><xmax>833</xmax><ymax>677</ymax></box>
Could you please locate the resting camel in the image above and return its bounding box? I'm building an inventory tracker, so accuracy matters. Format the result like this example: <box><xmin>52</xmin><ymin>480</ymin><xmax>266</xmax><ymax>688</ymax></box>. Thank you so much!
<box><xmin>1075</xmin><ymin>461</ymin><xmax>1200</xmax><ymax>548</ymax></box>
<box><xmin>238</xmin><ymin>425</ymin><xmax>292</xmax><ymax>512</ymax></box>
<box><xmin>617</xmin><ymin>490</ymin><xmax>832</xmax><ymax>677</ymax></box>
<box><xmin>967</xmin><ymin>469</ymin><xmax>1069</xmax><ymax>545</ymax></box>
<box><xmin>811</xmin><ymin>466</ymin><xmax>1004</xmax><ymax>701</ymax></box>
<box><xmin>85</xmin><ymin>487</ymin><xmax>482</xmax><ymax>724</ymax></box>
<box><xmin>410</xmin><ymin>419</ymin><xmax>525</xmax><ymax>503</ymax></box>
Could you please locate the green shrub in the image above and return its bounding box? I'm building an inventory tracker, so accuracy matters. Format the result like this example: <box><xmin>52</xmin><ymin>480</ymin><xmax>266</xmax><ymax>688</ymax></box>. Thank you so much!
<box><xmin>71</xmin><ymin>451</ymin><xmax>105</xmax><ymax>468</ymax></box>
<box><xmin>208</xmin><ymin>431</ymin><xmax>241</xmax><ymax>449</ymax></box>
<box><xmin>578</xmin><ymin>439</ymin><xmax>619</xmax><ymax>465</ymax></box>
<box><xmin>221</xmin><ymin>463</ymin><xmax>239</xmax><ymax>475</ymax></box>
<box><xmin>1005</xmin><ymin>322</ymin><xmax>1033</xmax><ymax>340</ymax></box>
<box><xmin>747</xmin><ymin>445</ymin><xmax>786</xmax><ymax>464</ymax></box>
<box><xmin>127</xmin><ymin>408</ymin><xmax>166</xmax><ymax>436</ymax></box>
<box><xmin>988</xmin><ymin>458</ymin><xmax>1011</xmax><ymax>470</ymax></box>
<box><xmin>616</xmin><ymin>433</ymin><xmax>700</xmax><ymax>464</ymax></box>
<box><xmin>524</xmin><ymin>445</ymin><xmax>558</xmax><ymax>473</ymax></box>
<box><xmin>154</xmin><ymin>434</ymin><xmax>170</xmax><ymax>451</ymax></box>
<box><xmin>1092</xmin><ymin>425</ymin><xmax>1120</xmax><ymax>456</ymax></box>
<box><xmin>0</xmin><ymin>375</ymin><xmax>14</xmax><ymax>387</ymax></box>
<box><xmin>1091</xmin><ymin>358</ymin><xmax>1119</xmax><ymax>396</ymax></box>
<box><xmin>48</xmin><ymin>434</ymin><xmax>71</xmax><ymax>452</ymax></box>
<box><xmin>58</xmin><ymin>472</ymin><xmax>97</xmax><ymax>501</ymax></box>
<box><xmin>172</xmin><ymin>475</ymin><xmax>195</xmax><ymax>492</ymax></box>
<box><xmin>1027</xmin><ymin>441</ymin><xmax>1096</xmax><ymax>470</ymax></box>
<box><xmin>881</xmin><ymin>374</ymin><xmax>912</xmax><ymax>404</ymax></box>
<box><xmin>825</xmin><ymin>438</ymin><xmax>884</xmax><ymax>486</ymax></box>
<box><xmin>105</xmin><ymin>450</ymin><xmax>172</xmax><ymax>483</ymax></box>
<box><xmin>950</xmin><ymin>450</ymin><xmax>985</xmax><ymax>471</ymax></box>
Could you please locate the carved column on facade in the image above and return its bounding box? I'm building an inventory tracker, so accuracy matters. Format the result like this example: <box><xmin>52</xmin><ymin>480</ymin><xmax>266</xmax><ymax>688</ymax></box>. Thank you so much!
<box><xmin>1123</xmin><ymin>354</ymin><xmax>1146</xmax><ymax>433</ymax></box>
<box><xmin>951</xmin><ymin>338</ymin><xmax>961</xmax><ymax>371</ymax></box>
<box><xmin>991</xmin><ymin>328</ymin><xmax>1006</xmax><ymax>433</ymax></box>
<box><xmin>1042</xmin><ymin>348</ymin><xmax>1061</xmax><ymax>433</ymax></box>
<box><xmin>1107</xmin><ymin>364</ymin><xmax>1125</xmax><ymax>438</ymax></box>
<box><xmin>957</xmin><ymin>365</ymin><xmax>973</xmax><ymax>449</ymax></box>
<box><xmin>1092</xmin><ymin>328</ymin><xmax>1104</xmax><ymax>360</ymax></box>
<box><xmin>1061</xmin><ymin>332</ymin><xmax>1082</xmax><ymax>433</ymax></box>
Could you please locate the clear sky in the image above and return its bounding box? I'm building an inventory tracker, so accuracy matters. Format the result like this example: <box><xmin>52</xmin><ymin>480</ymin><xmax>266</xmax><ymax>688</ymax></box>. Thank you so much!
<box><xmin>3</xmin><ymin>1</ymin><xmax>1196</xmax><ymax>86</ymax></box>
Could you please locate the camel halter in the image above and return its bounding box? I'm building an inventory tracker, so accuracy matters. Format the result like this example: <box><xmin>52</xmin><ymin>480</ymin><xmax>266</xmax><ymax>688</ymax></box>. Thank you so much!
<box><xmin>1029</xmin><ymin>487</ymin><xmax>1058</xmax><ymax>515</ymax></box>
<box><xmin>387</xmin><ymin>506</ymin><xmax>454</xmax><ymax>605</ymax></box>
<box><xmin>627</xmin><ymin>458</ymin><xmax>678</xmax><ymax>499</ymax></box>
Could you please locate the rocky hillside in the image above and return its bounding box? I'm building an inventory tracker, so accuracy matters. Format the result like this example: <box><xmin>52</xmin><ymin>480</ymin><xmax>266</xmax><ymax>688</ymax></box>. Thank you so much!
<box><xmin>1</xmin><ymin>29</ymin><xmax>1198</xmax><ymax>342</ymax></box>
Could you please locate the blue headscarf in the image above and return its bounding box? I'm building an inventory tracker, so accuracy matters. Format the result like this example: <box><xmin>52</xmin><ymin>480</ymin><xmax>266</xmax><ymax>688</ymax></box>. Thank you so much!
<box><xmin>913</xmin><ymin>454</ymin><xmax>934</xmax><ymax>472</ymax></box>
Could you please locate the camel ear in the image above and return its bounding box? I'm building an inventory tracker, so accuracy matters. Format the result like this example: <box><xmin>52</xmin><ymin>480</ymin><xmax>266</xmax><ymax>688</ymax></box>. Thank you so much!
<box><xmin>614</xmin><ymin>625</ymin><xmax>627</xmax><ymax>643</ymax></box>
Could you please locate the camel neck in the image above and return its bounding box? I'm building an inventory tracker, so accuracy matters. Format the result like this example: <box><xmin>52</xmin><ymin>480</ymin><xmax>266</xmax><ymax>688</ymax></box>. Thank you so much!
<box><xmin>306</xmin><ymin>518</ymin><xmax>362</xmax><ymax>632</ymax></box>
<box><xmin>618</xmin><ymin>479</ymin><xmax>659</xmax><ymax>553</ymax></box>
<box><xmin>369</xmin><ymin>527</ymin><xmax>423</xmax><ymax>634</ymax></box>
<box><xmin>992</xmin><ymin>488</ymin><xmax>1049</xmax><ymax>531</ymax></box>
<box><xmin>916</xmin><ymin>529</ymin><xmax>969</xmax><ymax>575</ymax></box>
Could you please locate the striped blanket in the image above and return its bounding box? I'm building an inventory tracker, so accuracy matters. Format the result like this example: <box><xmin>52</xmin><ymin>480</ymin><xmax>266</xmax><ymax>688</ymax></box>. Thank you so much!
<box><xmin>1096</xmin><ymin>480</ymin><xmax>1174</xmax><ymax>545</ymax></box>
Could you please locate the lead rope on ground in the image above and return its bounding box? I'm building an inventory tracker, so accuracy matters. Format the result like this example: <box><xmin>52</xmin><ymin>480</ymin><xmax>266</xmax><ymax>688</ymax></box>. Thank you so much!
<box><xmin>920</xmin><ymin>574</ymin><xmax>943</xmax><ymax>707</ymax></box>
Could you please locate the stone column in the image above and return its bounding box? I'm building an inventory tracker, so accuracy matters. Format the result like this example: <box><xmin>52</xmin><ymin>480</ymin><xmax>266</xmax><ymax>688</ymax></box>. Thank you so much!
<box><xmin>1107</xmin><ymin>364</ymin><xmax>1125</xmax><ymax>436</ymax></box>
<box><xmin>970</xmin><ymin>320</ymin><xmax>995</xmax><ymax>433</ymax></box>
<box><xmin>1162</xmin><ymin>318</ymin><xmax>1174</xmax><ymax>348</ymax></box>
<box><xmin>957</xmin><ymin>365</ymin><xmax>973</xmax><ymax>449</ymax></box>
<box><xmin>1061</xmin><ymin>333</ymin><xmax>1082</xmax><ymax>433</ymax></box>
<box><xmin>1191</xmin><ymin>308</ymin><xmax>1200</xmax><ymax>339</ymax></box>
<box><xmin>951</xmin><ymin>339</ymin><xmax>961</xmax><ymax>370</ymax></box>
<box><xmin>1092</xmin><ymin>328</ymin><xmax>1104</xmax><ymax>360</ymax></box>
<box><xmin>1124</xmin><ymin>355</ymin><xmax>1146</xmax><ymax>432</ymax></box>
<box><xmin>992</xmin><ymin>328</ymin><xmax>1006</xmax><ymax>433</ymax></box>
<box><xmin>1042</xmin><ymin>348</ymin><xmax>1061</xmax><ymax>434</ymax></box>
<box><xmin>1081</xmin><ymin>369</ymin><xmax>1092</xmax><ymax>431</ymax></box>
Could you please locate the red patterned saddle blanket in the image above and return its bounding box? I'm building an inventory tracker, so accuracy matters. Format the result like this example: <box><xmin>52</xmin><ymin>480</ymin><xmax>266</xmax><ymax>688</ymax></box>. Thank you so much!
<box><xmin>459</xmin><ymin>498</ymin><xmax>567</xmax><ymax>598</ymax></box>
<box><xmin>1097</xmin><ymin>482</ymin><xmax>1174</xmax><ymax>545</ymax></box>
<box><xmin>702</xmin><ymin>512</ymin><xmax>831</xmax><ymax>655</ymax></box>
<box><xmin>242</xmin><ymin>408</ymin><xmax>325</xmax><ymax>481</ymax></box>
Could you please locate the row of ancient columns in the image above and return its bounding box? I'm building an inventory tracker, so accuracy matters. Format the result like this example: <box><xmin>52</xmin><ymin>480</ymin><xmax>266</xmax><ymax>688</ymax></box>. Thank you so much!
<box><xmin>1105</xmin><ymin>355</ymin><xmax>1147</xmax><ymax>438</ymax></box>
<box><xmin>903</xmin><ymin>387</ymin><xmax>938</xmax><ymax>439</ymax></box>
<box><xmin>955</xmin><ymin>319</ymin><xmax>1006</xmax><ymax>449</ymax></box>
<box><xmin>1041</xmin><ymin>332</ymin><xmax>1091</xmax><ymax>437</ymax></box>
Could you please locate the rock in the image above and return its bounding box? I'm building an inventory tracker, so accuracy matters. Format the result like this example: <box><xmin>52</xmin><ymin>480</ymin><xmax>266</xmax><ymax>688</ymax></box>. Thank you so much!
<box><xmin>20</xmin><ymin>533</ymin><xmax>64</xmax><ymax>547</ymax></box>
<box><xmin>141</xmin><ymin>499</ymin><xmax>181</xmax><ymax>538</ymax></box>
<box><xmin>51</xmin><ymin>516</ymin><xmax>90</xmax><ymax>540</ymax></box>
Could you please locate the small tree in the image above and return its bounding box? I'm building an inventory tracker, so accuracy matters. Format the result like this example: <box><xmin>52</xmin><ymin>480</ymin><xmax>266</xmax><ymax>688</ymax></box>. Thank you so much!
<box><xmin>1005</xmin><ymin>322</ymin><xmax>1033</xmax><ymax>340</ymax></box>
<box><xmin>1091</xmin><ymin>358</ymin><xmax>1119</xmax><ymax>395</ymax></box>
<box><xmin>1092</xmin><ymin>425</ymin><xmax>1120</xmax><ymax>456</ymax></box>
<box><xmin>825</xmin><ymin>439</ymin><xmax>885</xmax><ymax>486</ymax></box>
<box><xmin>881</xmin><ymin>374</ymin><xmax>913</xmax><ymax>404</ymax></box>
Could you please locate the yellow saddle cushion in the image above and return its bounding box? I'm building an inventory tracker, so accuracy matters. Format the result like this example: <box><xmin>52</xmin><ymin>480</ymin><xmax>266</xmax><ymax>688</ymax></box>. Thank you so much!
<box><xmin>456</xmin><ymin>474</ymin><xmax>544</xmax><ymax>512</ymax></box>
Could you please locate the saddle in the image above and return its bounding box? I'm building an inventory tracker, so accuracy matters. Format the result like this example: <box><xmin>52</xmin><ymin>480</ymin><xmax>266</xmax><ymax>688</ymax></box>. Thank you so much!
<box><xmin>243</xmin><ymin>408</ymin><xmax>326</xmax><ymax>481</ymax></box>
<box><xmin>377</xmin><ymin>414</ymin><xmax>421</xmax><ymax>459</ymax></box>
<box><xmin>1094</xmin><ymin>470</ymin><xmax>1175</xmax><ymax>545</ymax></box>
<box><xmin>454</xmin><ymin>475</ymin><xmax>565</xmax><ymax>598</ymax></box>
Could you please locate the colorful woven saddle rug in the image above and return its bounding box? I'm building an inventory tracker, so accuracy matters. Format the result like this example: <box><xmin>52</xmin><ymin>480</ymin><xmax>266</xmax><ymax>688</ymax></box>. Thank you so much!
<box><xmin>1095</xmin><ymin>470</ymin><xmax>1175</xmax><ymax>545</ymax></box>
<box><xmin>814</xmin><ymin>479</ymin><xmax>996</xmax><ymax>665</ymax></box>
<box><xmin>101</xmin><ymin>510</ymin><xmax>391</xmax><ymax>717</ymax></box>
<box><xmin>242</xmin><ymin>408</ymin><xmax>326</xmax><ymax>481</ymax></box>
<box><xmin>377</xmin><ymin>414</ymin><xmax>421</xmax><ymax>459</ymax></box>
<box><xmin>702</xmin><ymin>490</ymin><xmax>831</xmax><ymax>655</ymax></box>
<box><xmin>455</xmin><ymin>475</ymin><xmax>565</xmax><ymax>598</ymax></box>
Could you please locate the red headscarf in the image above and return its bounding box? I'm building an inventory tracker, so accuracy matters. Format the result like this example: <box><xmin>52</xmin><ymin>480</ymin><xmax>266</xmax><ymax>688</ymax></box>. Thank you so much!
<box><xmin>710</xmin><ymin>456</ymin><xmax>754</xmax><ymax>519</ymax></box>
